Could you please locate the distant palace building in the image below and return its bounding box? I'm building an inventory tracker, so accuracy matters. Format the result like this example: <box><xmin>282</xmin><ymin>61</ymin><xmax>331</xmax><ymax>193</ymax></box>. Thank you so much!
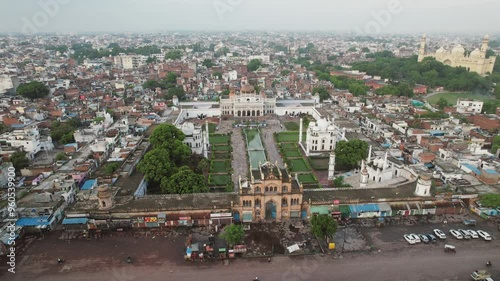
<box><xmin>418</xmin><ymin>34</ymin><xmax>496</xmax><ymax>76</ymax></box>
<box><xmin>220</xmin><ymin>83</ymin><xmax>276</xmax><ymax>117</ymax></box>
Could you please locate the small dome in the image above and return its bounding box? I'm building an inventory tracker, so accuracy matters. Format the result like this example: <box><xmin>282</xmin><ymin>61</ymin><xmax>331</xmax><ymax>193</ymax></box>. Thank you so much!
<box><xmin>451</xmin><ymin>44</ymin><xmax>465</xmax><ymax>55</ymax></box>
<box><xmin>241</xmin><ymin>84</ymin><xmax>255</xmax><ymax>93</ymax></box>
<box><xmin>181</xmin><ymin>122</ymin><xmax>195</xmax><ymax>135</ymax></box>
<box><xmin>436</xmin><ymin>47</ymin><xmax>446</xmax><ymax>54</ymax></box>
<box><xmin>484</xmin><ymin>34</ymin><xmax>490</xmax><ymax>40</ymax></box>
<box><xmin>469</xmin><ymin>48</ymin><xmax>481</xmax><ymax>58</ymax></box>
<box><xmin>316</xmin><ymin>118</ymin><xmax>329</xmax><ymax>130</ymax></box>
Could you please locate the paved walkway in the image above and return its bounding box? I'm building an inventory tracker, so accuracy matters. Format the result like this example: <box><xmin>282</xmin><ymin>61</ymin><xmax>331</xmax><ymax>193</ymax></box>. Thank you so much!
<box><xmin>217</xmin><ymin>119</ymin><xmax>248</xmax><ymax>191</ymax></box>
<box><xmin>261</xmin><ymin>119</ymin><xmax>286</xmax><ymax>169</ymax></box>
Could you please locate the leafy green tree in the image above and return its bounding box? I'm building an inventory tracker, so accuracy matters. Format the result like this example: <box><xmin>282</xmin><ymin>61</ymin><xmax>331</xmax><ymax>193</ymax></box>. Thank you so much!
<box><xmin>348</xmin><ymin>83</ymin><xmax>368</xmax><ymax>96</ymax></box>
<box><xmin>167</xmin><ymin>87</ymin><xmax>185</xmax><ymax>100</ymax></box>
<box><xmin>137</xmin><ymin>147</ymin><xmax>176</xmax><ymax>184</ymax></box>
<box><xmin>247</xmin><ymin>59</ymin><xmax>262</xmax><ymax>72</ymax></box>
<box><xmin>17</xmin><ymin>81</ymin><xmax>49</xmax><ymax>100</ymax></box>
<box><xmin>160</xmin><ymin>166</ymin><xmax>208</xmax><ymax>194</ymax></box>
<box><xmin>55</xmin><ymin>152</ymin><xmax>68</xmax><ymax>161</ymax></box>
<box><xmin>313</xmin><ymin>87</ymin><xmax>330</xmax><ymax>102</ymax></box>
<box><xmin>347</xmin><ymin>47</ymin><xmax>357</xmax><ymax>52</ymax></box>
<box><xmin>436</xmin><ymin>97</ymin><xmax>449</xmax><ymax>110</ymax></box>
<box><xmin>202</xmin><ymin>59</ymin><xmax>215</xmax><ymax>68</ymax></box>
<box><xmin>479</xmin><ymin>194</ymin><xmax>500</xmax><ymax>208</ymax></box>
<box><xmin>165</xmin><ymin>50</ymin><xmax>182</xmax><ymax>60</ymax></box>
<box><xmin>311</xmin><ymin>215</ymin><xmax>338</xmax><ymax>239</ymax></box>
<box><xmin>219</xmin><ymin>224</ymin><xmax>245</xmax><ymax>246</ymax></box>
<box><xmin>104</xmin><ymin>162</ymin><xmax>121</xmax><ymax>175</ymax></box>
<box><xmin>51</xmin><ymin>120</ymin><xmax>77</xmax><ymax>143</ymax></box>
<box><xmin>10</xmin><ymin>151</ymin><xmax>30</xmax><ymax>171</ymax></box>
<box><xmin>149</xmin><ymin>124</ymin><xmax>186</xmax><ymax>148</ymax></box>
<box><xmin>143</xmin><ymin>80</ymin><xmax>162</xmax><ymax>90</ymax></box>
<box><xmin>333</xmin><ymin>176</ymin><xmax>349</xmax><ymax>187</ymax></box>
<box><xmin>146</xmin><ymin>57</ymin><xmax>156</xmax><ymax>64</ymax></box>
<box><xmin>491</xmin><ymin>135</ymin><xmax>500</xmax><ymax>154</ymax></box>
<box><xmin>213</xmin><ymin>71</ymin><xmax>223</xmax><ymax>79</ymax></box>
<box><xmin>335</xmin><ymin>140</ymin><xmax>369</xmax><ymax>170</ymax></box>
<box><xmin>281</xmin><ymin>70</ymin><xmax>290</xmax><ymax>76</ymax></box>
<box><xmin>166</xmin><ymin>72</ymin><xmax>178</xmax><ymax>84</ymax></box>
<box><xmin>482</xmin><ymin>100</ymin><xmax>500</xmax><ymax>114</ymax></box>
<box><xmin>221</xmin><ymin>89</ymin><xmax>230</xmax><ymax>96</ymax></box>
<box><xmin>361</xmin><ymin>47</ymin><xmax>370</xmax><ymax>53</ymax></box>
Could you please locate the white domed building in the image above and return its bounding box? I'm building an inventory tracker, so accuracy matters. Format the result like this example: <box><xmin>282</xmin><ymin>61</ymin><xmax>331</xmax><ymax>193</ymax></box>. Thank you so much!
<box><xmin>418</xmin><ymin>34</ymin><xmax>496</xmax><ymax>75</ymax></box>
<box><xmin>301</xmin><ymin>117</ymin><xmax>346</xmax><ymax>156</ymax></box>
<box><xmin>177</xmin><ymin>121</ymin><xmax>209</xmax><ymax>156</ymax></box>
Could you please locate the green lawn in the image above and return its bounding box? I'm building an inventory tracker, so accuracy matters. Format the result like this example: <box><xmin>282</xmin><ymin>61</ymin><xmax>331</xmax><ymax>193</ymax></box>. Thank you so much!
<box><xmin>208</xmin><ymin>123</ymin><xmax>218</xmax><ymax>134</ymax></box>
<box><xmin>309</xmin><ymin>157</ymin><xmax>330</xmax><ymax>171</ymax></box>
<box><xmin>276</xmin><ymin>132</ymin><xmax>306</xmax><ymax>143</ymax></box>
<box><xmin>284</xmin><ymin>149</ymin><xmax>302</xmax><ymax>158</ymax></box>
<box><xmin>212</xmin><ymin>145</ymin><xmax>232</xmax><ymax>152</ymax></box>
<box><xmin>281</xmin><ymin>143</ymin><xmax>297</xmax><ymax>149</ymax></box>
<box><xmin>298</xmin><ymin>173</ymin><xmax>318</xmax><ymax>184</ymax></box>
<box><xmin>284</xmin><ymin>122</ymin><xmax>300</xmax><ymax>131</ymax></box>
<box><xmin>426</xmin><ymin>92</ymin><xmax>494</xmax><ymax>106</ymax></box>
<box><xmin>210</xmin><ymin>160</ymin><xmax>231</xmax><ymax>173</ymax></box>
<box><xmin>210</xmin><ymin>134</ymin><xmax>230</xmax><ymax>145</ymax></box>
<box><xmin>209</xmin><ymin>174</ymin><xmax>231</xmax><ymax>186</ymax></box>
<box><xmin>288</xmin><ymin>158</ymin><xmax>310</xmax><ymax>172</ymax></box>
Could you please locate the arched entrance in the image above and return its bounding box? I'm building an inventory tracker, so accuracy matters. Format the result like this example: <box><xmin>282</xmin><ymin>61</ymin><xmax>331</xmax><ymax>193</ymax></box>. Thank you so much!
<box><xmin>232</xmin><ymin>211</ymin><xmax>240</xmax><ymax>222</ymax></box>
<box><xmin>265</xmin><ymin>200</ymin><xmax>277</xmax><ymax>219</ymax></box>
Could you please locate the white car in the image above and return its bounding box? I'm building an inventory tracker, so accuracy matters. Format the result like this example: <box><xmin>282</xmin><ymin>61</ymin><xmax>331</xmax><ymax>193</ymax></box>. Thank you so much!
<box><xmin>458</xmin><ymin>229</ymin><xmax>471</xmax><ymax>239</ymax></box>
<box><xmin>404</xmin><ymin>234</ymin><xmax>416</xmax><ymax>245</ymax></box>
<box><xmin>450</xmin><ymin>229</ymin><xmax>463</xmax><ymax>240</ymax></box>
<box><xmin>409</xmin><ymin>233</ymin><xmax>421</xmax><ymax>243</ymax></box>
<box><xmin>477</xmin><ymin>230</ymin><xmax>492</xmax><ymax>241</ymax></box>
<box><xmin>467</xmin><ymin>229</ymin><xmax>479</xmax><ymax>239</ymax></box>
<box><xmin>433</xmin><ymin>229</ymin><xmax>446</xmax><ymax>239</ymax></box>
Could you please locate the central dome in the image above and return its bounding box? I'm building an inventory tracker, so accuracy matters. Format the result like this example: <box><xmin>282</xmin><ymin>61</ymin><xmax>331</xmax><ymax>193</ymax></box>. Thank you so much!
<box><xmin>451</xmin><ymin>44</ymin><xmax>465</xmax><ymax>55</ymax></box>
<box><xmin>241</xmin><ymin>84</ymin><xmax>255</xmax><ymax>93</ymax></box>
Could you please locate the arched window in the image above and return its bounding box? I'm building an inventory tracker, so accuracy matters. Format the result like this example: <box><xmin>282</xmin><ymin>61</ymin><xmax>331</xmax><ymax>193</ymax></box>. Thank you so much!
<box><xmin>282</xmin><ymin>198</ymin><xmax>288</xmax><ymax>206</ymax></box>
<box><xmin>255</xmin><ymin>187</ymin><xmax>261</xmax><ymax>193</ymax></box>
<box><xmin>255</xmin><ymin>199</ymin><xmax>261</xmax><ymax>207</ymax></box>
<box><xmin>265</xmin><ymin>186</ymin><xmax>269</xmax><ymax>192</ymax></box>
<box><xmin>274</xmin><ymin>186</ymin><xmax>278</xmax><ymax>192</ymax></box>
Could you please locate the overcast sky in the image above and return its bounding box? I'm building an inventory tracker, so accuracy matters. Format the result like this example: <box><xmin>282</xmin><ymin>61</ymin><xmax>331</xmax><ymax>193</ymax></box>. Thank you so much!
<box><xmin>0</xmin><ymin>0</ymin><xmax>499</xmax><ymax>34</ymax></box>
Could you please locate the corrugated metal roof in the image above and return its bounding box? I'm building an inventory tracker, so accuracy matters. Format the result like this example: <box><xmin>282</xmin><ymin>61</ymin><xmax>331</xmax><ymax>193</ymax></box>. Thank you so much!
<box><xmin>16</xmin><ymin>216</ymin><xmax>50</xmax><ymax>227</ymax></box>
<box><xmin>81</xmin><ymin>179</ymin><xmax>96</xmax><ymax>190</ymax></box>
<box><xmin>349</xmin><ymin>203</ymin><xmax>379</xmax><ymax>213</ymax></box>
<box><xmin>62</xmin><ymin>217</ymin><xmax>88</xmax><ymax>225</ymax></box>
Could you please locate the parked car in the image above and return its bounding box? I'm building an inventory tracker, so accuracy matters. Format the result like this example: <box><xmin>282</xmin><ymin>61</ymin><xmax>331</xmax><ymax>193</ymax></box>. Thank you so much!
<box><xmin>458</xmin><ymin>229</ymin><xmax>471</xmax><ymax>239</ymax></box>
<box><xmin>419</xmin><ymin>234</ymin><xmax>429</xmax><ymax>243</ymax></box>
<box><xmin>463</xmin><ymin>219</ymin><xmax>477</xmax><ymax>226</ymax></box>
<box><xmin>409</xmin><ymin>233</ymin><xmax>421</xmax><ymax>243</ymax></box>
<box><xmin>425</xmin><ymin>234</ymin><xmax>437</xmax><ymax>243</ymax></box>
<box><xmin>477</xmin><ymin>230</ymin><xmax>492</xmax><ymax>241</ymax></box>
<box><xmin>433</xmin><ymin>229</ymin><xmax>446</xmax><ymax>239</ymax></box>
<box><xmin>450</xmin><ymin>229</ymin><xmax>463</xmax><ymax>239</ymax></box>
<box><xmin>467</xmin><ymin>229</ymin><xmax>479</xmax><ymax>239</ymax></box>
<box><xmin>404</xmin><ymin>234</ymin><xmax>416</xmax><ymax>245</ymax></box>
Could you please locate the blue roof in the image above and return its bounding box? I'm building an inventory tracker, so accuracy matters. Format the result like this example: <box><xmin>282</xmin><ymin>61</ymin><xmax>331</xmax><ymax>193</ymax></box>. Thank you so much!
<box><xmin>62</xmin><ymin>218</ymin><xmax>88</xmax><ymax>225</ymax></box>
<box><xmin>463</xmin><ymin>163</ymin><xmax>481</xmax><ymax>175</ymax></box>
<box><xmin>11</xmin><ymin>124</ymin><xmax>25</xmax><ymax>128</ymax></box>
<box><xmin>81</xmin><ymin>179</ymin><xmax>96</xmax><ymax>190</ymax></box>
<box><xmin>430</xmin><ymin>130</ymin><xmax>444</xmax><ymax>136</ymax></box>
<box><xmin>64</xmin><ymin>143</ymin><xmax>78</xmax><ymax>147</ymax></box>
<box><xmin>349</xmin><ymin>204</ymin><xmax>379</xmax><ymax>214</ymax></box>
<box><xmin>16</xmin><ymin>216</ymin><xmax>50</xmax><ymax>227</ymax></box>
<box><xmin>484</xmin><ymin>169</ymin><xmax>498</xmax><ymax>175</ymax></box>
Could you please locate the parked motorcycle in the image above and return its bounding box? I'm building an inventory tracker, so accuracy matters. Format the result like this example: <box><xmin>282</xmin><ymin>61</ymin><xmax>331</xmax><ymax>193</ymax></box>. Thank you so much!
<box><xmin>57</xmin><ymin>258</ymin><xmax>64</xmax><ymax>265</ymax></box>
<box><xmin>127</xmin><ymin>257</ymin><xmax>132</xmax><ymax>264</ymax></box>
<box><xmin>486</xmin><ymin>261</ymin><xmax>492</xmax><ymax>267</ymax></box>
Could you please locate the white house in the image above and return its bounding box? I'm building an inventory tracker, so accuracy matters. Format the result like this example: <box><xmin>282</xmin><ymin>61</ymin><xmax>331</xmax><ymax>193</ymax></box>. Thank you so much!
<box><xmin>456</xmin><ymin>99</ymin><xmax>483</xmax><ymax>114</ymax></box>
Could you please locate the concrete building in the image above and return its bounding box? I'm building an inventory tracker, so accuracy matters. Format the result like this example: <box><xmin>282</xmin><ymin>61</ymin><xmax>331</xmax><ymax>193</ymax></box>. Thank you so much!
<box><xmin>0</xmin><ymin>125</ymin><xmax>53</xmax><ymax>159</ymax></box>
<box><xmin>418</xmin><ymin>34</ymin><xmax>496</xmax><ymax>75</ymax></box>
<box><xmin>177</xmin><ymin>121</ymin><xmax>208</xmax><ymax>155</ymax></box>
<box><xmin>456</xmin><ymin>99</ymin><xmax>484</xmax><ymax>114</ymax></box>
<box><xmin>302</xmin><ymin>117</ymin><xmax>345</xmax><ymax>156</ymax></box>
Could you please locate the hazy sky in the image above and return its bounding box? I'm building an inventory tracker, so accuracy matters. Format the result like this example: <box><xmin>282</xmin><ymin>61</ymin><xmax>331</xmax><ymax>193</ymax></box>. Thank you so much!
<box><xmin>0</xmin><ymin>0</ymin><xmax>499</xmax><ymax>34</ymax></box>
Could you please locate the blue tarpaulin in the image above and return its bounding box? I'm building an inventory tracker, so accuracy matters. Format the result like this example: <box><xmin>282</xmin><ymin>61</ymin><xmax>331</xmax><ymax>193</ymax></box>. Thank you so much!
<box><xmin>16</xmin><ymin>216</ymin><xmax>50</xmax><ymax>227</ymax></box>
<box><xmin>62</xmin><ymin>218</ymin><xmax>88</xmax><ymax>225</ymax></box>
<box><xmin>81</xmin><ymin>179</ymin><xmax>96</xmax><ymax>190</ymax></box>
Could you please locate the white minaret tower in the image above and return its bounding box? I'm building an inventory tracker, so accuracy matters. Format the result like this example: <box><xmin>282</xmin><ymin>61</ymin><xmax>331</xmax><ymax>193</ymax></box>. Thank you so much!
<box><xmin>418</xmin><ymin>34</ymin><xmax>427</xmax><ymax>62</ymax></box>
<box><xmin>203</xmin><ymin>121</ymin><xmax>209</xmax><ymax>159</ymax></box>
<box><xmin>328</xmin><ymin>151</ymin><xmax>336</xmax><ymax>181</ymax></box>
<box><xmin>367</xmin><ymin>145</ymin><xmax>372</xmax><ymax>164</ymax></box>
<box><xmin>299</xmin><ymin>118</ymin><xmax>303</xmax><ymax>144</ymax></box>
<box><xmin>383</xmin><ymin>151</ymin><xmax>388</xmax><ymax>170</ymax></box>
<box><xmin>360</xmin><ymin>160</ymin><xmax>369</xmax><ymax>188</ymax></box>
<box><xmin>415</xmin><ymin>174</ymin><xmax>432</xmax><ymax>197</ymax></box>
<box><xmin>305</xmin><ymin>126</ymin><xmax>310</xmax><ymax>156</ymax></box>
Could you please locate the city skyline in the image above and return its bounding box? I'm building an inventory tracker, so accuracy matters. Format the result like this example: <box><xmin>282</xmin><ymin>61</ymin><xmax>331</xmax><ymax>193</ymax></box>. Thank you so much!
<box><xmin>0</xmin><ymin>0</ymin><xmax>500</xmax><ymax>34</ymax></box>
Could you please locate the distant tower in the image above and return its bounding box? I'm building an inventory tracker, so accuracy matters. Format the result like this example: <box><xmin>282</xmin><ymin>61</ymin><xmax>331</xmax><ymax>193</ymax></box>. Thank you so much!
<box><xmin>172</xmin><ymin>95</ymin><xmax>179</xmax><ymax>107</ymax></box>
<box><xmin>367</xmin><ymin>145</ymin><xmax>372</xmax><ymax>164</ymax></box>
<box><xmin>97</xmin><ymin>185</ymin><xmax>113</xmax><ymax>210</ymax></box>
<box><xmin>328</xmin><ymin>151</ymin><xmax>336</xmax><ymax>181</ymax></box>
<box><xmin>480</xmin><ymin>34</ymin><xmax>489</xmax><ymax>55</ymax></box>
<box><xmin>415</xmin><ymin>174</ymin><xmax>432</xmax><ymax>197</ymax></box>
<box><xmin>360</xmin><ymin>160</ymin><xmax>369</xmax><ymax>188</ymax></box>
<box><xmin>299</xmin><ymin>118</ymin><xmax>303</xmax><ymax>144</ymax></box>
<box><xmin>418</xmin><ymin>34</ymin><xmax>427</xmax><ymax>62</ymax></box>
<box><xmin>204</xmin><ymin>121</ymin><xmax>209</xmax><ymax>159</ymax></box>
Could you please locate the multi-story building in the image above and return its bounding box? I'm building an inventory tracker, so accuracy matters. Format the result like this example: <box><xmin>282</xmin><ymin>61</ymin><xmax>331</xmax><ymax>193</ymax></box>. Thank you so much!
<box><xmin>456</xmin><ymin>99</ymin><xmax>483</xmax><ymax>114</ymax></box>
<box><xmin>0</xmin><ymin>125</ymin><xmax>53</xmax><ymax>159</ymax></box>
<box><xmin>113</xmin><ymin>54</ymin><xmax>148</xmax><ymax>69</ymax></box>
<box><xmin>177</xmin><ymin>122</ymin><xmax>207</xmax><ymax>155</ymax></box>
<box><xmin>302</xmin><ymin>118</ymin><xmax>345</xmax><ymax>156</ymax></box>
<box><xmin>237</xmin><ymin>162</ymin><xmax>303</xmax><ymax>222</ymax></box>
<box><xmin>220</xmin><ymin>84</ymin><xmax>276</xmax><ymax>117</ymax></box>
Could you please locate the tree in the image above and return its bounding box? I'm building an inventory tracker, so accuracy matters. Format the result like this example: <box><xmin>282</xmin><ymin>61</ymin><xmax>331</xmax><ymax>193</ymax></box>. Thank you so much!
<box><xmin>482</xmin><ymin>100</ymin><xmax>500</xmax><ymax>114</ymax></box>
<box><xmin>335</xmin><ymin>140</ymin><xmax>369</xmax><ymax>170</ymax></box>
<box><xmin>221</xmin><ymin>89</ymin><xmax>230</xmax><ymax>96</ymax></box>
<box><xmin>333</xmin><ymin>176</ymin><xmax>349</xmax><ymax>187</ymax></box>
<box><xmin>160</xmin><ymin>166</ymin><xmax>208</xmax><ymax>194</ymax></box>
<box><xmin>247</xmin><ymin>59</ymin><xmax>262</xmax><ymax>72</ymax></box>
<box><xmin>10</xmin><ymin>151</ymin><xmax>30</xmax><ymax>171</ymax></box>
<box><xmin>348</xmin><ymin>83</ymin><xmax>368</xmax><ymax>96</ymax></box>
<box><xmin>436</xmin><ymin>97</ymin><xmax>449</xmax><ymax>110</ymax></box>
<box><xmin>167</xmin><ymin>87</ymin><xmax>185</xmax><ymax>100</ymax></box>
<box><xmin>312</xmin><ymin>87</ymin><xmax>330</xmax><ymax>102</ymax></box>
<box><xmin>479</xmin><ymin>194</ymin><xmax>500</xmax><ymax>208</ymax></box>
<box><xmin>361</xmin><ymin>47</ymin><xmax>370</xmax><ymax>53</ymax></box>
<box><xmin>347</xmin><ymin>47</ymin><xmax>357</xmax><ymax>52</ymax></box>
<box><xmin>17</xmin><ymin>81</ymin><xmax>49</xmax><ymax>100</ymax></box>
<box><xmin>104</xmin><ymin>162</ymin><xmax>121</xmax><ymax>175</ymax></box>
<box><xmin>281</xmin><ymin>70</ymin><xmax>290</xmax><ymax>76</ymax></box>
<box><xmin>149</xmin><ymin>124</ymin><xmax>186</xmax><ymax>148</ymax></box>
<box><xmin>165</xmin><ymin>50</ymin><xmax>182</xmax><ymax>60</ymax></box>
<box><xmin>492</xmin><ymin>135</ymin><xmax>500</xmax><ymax>154</ymax></box>
<box><xmin>202</xmin><ymin>59</ymin><xmax>215</xmax><ymax>68</ymax></box>
<box><xmin>311</xmin><ymin>215</ymin><xmax>338</xmax><ymax>239</ymax></box>
<box><xmin>212</xmin><ymin>71</ymin><xmax>223</xmax><ymax>79</ymax></box>
<box><xmin>146</xmin><ymin>57</ymin><xmax>155</xmax><ymax>64</ymax></box>
<box><xmin>137</xmin><ymin>147</ymin><xmax>176</xmax><ymax>184</ymax></box>
<box><xmin>219</xmin><ymin>224</ymin><xmax>245</xmax><ymax>246</ymax></box>
<box><xmin>55</xmin><ymin>152</ymin><xmax>68</xmax><ymax>161</ymax></box>
<box><xmin>165</xmin><ymin>72</ymin><xmax>178</xmax><ymax>84</ymax></box>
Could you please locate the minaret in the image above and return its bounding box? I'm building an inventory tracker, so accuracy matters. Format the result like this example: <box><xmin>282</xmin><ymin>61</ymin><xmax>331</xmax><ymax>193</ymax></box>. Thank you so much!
<box><xmin>383</xmin><ymin>151</ymin><xmax>388</xmax><ymax>170</ymax></box>
<box><xmin>418</xmin><ymin>34</ymin><xmax>427</xmax><ymax>62</ymax></box>
<box><xmin>328</xmin><ymin>151</ymin><xmax>336</xmax><ymax>181</ymax></box>
<box><xmin>415</xmin><ymin>173</ymin><xmax>432</xmax><ymax>197</ymax></box>
<box><xmin>360</xmin><ymin>160</ymin><xmax>369</xmax><ymax>188</ymax></box>
<box><xmin>305</xmin><ymin>126</ymin><xmax>310</xmax><ymax>156</ymax></box>
<box><xmin>480</xmin><ymin>34</ymin><xmax>489</xmax><ymax>55</ymax></box>
<box><xmin>203</xmin><ymin>121</ymin><xmax>209</xmax><ymax>159</ymax></box>
<box><xmin>299</xmin><ymin>118</ymin><xmax>303</xmax><ymax>144</ymax></box>
<box><xmin>367</xmin><ymin>145</ymin><xmax>372</xmax><ymax>164</ymax></box>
